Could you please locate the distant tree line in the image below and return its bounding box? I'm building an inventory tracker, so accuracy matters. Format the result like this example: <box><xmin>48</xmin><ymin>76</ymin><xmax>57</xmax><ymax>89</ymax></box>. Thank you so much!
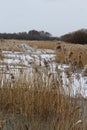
<box><xmin>1</xmin><ymin>29</ymin><xmax>87</xmax><ymax>44</ymax></box>
<box><xmin>0</xmin><ymin>30</ymin><xmax>59</xmax><ymax>41</ymax></box>
<box><xmin>60</xmin><ymin>29</ymin><xmax>87</xmax><ymax>44</ymax></box>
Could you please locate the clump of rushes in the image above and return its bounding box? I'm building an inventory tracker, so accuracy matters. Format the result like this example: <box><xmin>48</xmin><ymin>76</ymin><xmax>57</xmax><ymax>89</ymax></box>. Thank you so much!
<box><xmin>0</xmin><ymin>49</ymin><xmax>5</xmax><ymax>60</ymax></box>
<box><xmin>82</xmin><ymin>65</ymin><xmax>87</xmax><ymax>76</ymax></box>
<box><xmin>78</xmin><ymin>52</ymin><xmax>83</xmax><ymax>68</ymax></box>
<box><xmin>56</xmin><ymin>43</ymin><xmax>87</xmax><ymax>67</ymax></box>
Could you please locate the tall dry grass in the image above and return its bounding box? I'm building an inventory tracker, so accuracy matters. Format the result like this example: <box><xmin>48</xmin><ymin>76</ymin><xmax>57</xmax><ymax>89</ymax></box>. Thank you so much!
<box><xmin>0</xmin><ymin>63</ymin><xmax>87</xmax><ymax>130</ymax></box>
<box><xmin>1</xmin><ymin>39</ymin><xmax>87</xmax><ymax>67</ymax></box>
<box><xmin>55</xmin><ymin>42</ymin><xmax>87</xmax><ymax>67</ymax></box>
<box><xmin>0</xmin><ymin>39</ymin><xmax>87</xmax><ymax>129</ymax></box>
<box><xmin>0</xmin><ymin>39</ymin><xmax>56</xmax><ymax>52</ymax></box>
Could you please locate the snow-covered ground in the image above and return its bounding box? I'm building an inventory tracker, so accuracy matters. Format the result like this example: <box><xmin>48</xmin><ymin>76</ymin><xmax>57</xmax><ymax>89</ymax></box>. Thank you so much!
<box><xmin>0</xmin><ymin>43</ymin><xmax>87</xmax><ymax>97</ymax></box>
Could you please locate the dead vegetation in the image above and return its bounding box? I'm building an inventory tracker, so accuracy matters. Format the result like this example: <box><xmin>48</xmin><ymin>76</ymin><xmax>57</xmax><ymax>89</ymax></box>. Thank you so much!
<box><xmin>0</xmin><ymin>59</ymin><xmax>87</xmax><ymax>130</ymax></box>
<box><xmin>55</xmin><ymin>41</ymin><xmax>87</xmax><ymax>67</ymax></box>
<box><xmin>1</xmin><ymin>39</ymin><xmax>87</xmax><ymax>68</ymax></box>
<box><xmin>0</xmin><ymin>39</ymin><xmax>56</xmax><ymax>51</ymax></box>
<box><xmin>0</xmin><ymin>39</ymin><xmax>87</xmax><ymax>130</ymax></box>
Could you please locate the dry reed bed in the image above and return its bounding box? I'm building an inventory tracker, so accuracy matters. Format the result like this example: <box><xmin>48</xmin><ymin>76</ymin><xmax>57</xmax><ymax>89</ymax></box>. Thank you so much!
<box><xmin>1</xmin><ymin>39</ymin><xmax>87</xmax><ymax>67</ymax></box>
<box><xmin>0</xmin><ymin>40</ymin><xmax>87</xmax><ymax>129</ymax></box>
<box><xmin>55</xmin><ymin>42</ymin><xmax>87</xmax><ymax>67</ymax></box>
<box><xmin>0</xmin><ymin>64</ymin><xmax>87</xmax><ymax>130</ymax></box>
<box><xmin>0</xmin><ymin>39</ymin><xmax>56</xmax><ymax>51</ymax></box>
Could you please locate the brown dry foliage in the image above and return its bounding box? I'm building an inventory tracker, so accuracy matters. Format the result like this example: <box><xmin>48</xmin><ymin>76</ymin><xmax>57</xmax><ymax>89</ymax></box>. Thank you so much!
<box><xmin>0</xmin><ymin>40</ymin><xmax>87</xmax><ymax>129</ymax></box>
<box><xmin>0</xmin><ymin>67</ymin><xmax>87</xmax><ymax>130</ymax></box>
<box><xmin>55</xmin><ymin>42</ymin><xmax>87</xmax><ymax>67</ymax></box>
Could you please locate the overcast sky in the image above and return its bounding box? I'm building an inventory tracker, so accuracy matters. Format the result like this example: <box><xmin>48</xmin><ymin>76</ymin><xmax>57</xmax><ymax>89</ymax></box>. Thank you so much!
<box><xmin>0</xmin><ymin>0</ymin><xmax>87</xmax><ymax>36</ymax></box>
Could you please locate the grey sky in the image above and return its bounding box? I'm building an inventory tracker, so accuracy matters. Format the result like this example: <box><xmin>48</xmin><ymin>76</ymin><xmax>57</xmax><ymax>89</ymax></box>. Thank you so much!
<box><xmin>0</xmin><ymin>0</ymin><xmax>87</xmax><ymax>36</ymax></box>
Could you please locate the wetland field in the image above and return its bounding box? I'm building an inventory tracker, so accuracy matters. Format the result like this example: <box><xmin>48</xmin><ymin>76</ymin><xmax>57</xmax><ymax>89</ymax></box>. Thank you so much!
<box><xmin>0</xmin><ymin>39</ymin><xmax>87</xmax><ymax>130</ymax></box>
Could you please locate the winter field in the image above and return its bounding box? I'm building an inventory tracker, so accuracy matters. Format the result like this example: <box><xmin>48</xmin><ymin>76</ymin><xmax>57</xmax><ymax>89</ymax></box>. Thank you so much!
<box><xmin>0</xmin><ymin>39</ymin><xmax>87</xmax><ymax>130</ymax></box>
